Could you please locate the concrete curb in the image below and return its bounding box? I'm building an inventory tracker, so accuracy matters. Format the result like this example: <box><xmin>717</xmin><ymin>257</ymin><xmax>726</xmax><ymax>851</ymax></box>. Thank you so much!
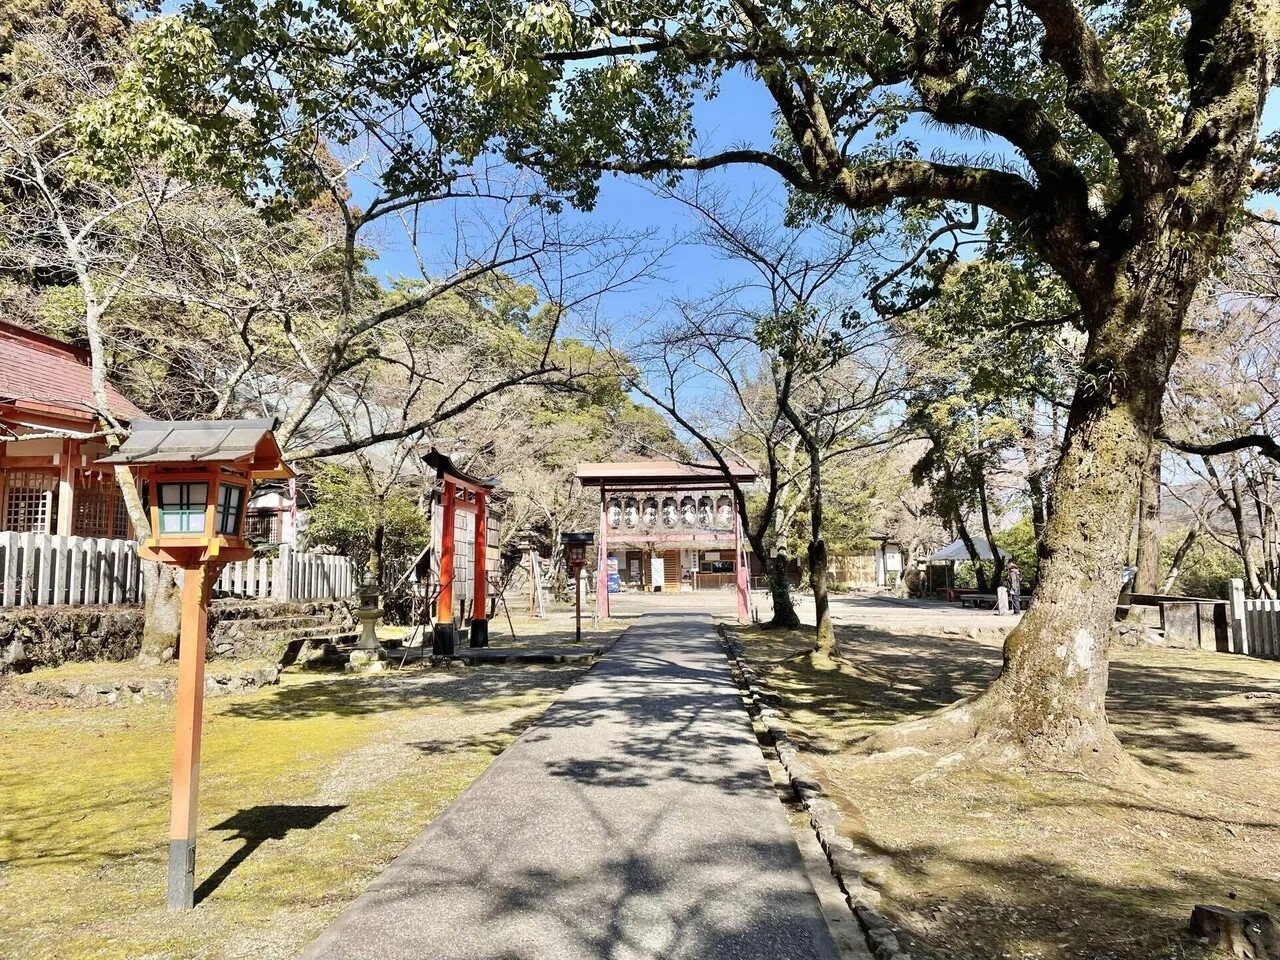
<box><xmin>717</xmin><ymin>623</ymin><xmax>913</xmax><ymax>960</ymax></box>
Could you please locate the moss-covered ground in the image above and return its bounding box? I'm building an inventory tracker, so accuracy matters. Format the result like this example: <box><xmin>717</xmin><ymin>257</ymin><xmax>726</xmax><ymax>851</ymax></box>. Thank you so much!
<box><xmin>729</xmin><ymin>621</ymin><xmax>1280</xmax><ymax>960</ymax></box>
<box><xmin>0</xmin><ymin>652</ymin><xmax>594</xmax><ymax>960</ymax></box>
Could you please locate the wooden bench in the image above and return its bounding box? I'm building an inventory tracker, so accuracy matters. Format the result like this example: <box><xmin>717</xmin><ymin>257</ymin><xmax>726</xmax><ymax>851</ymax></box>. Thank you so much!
<box><xmin>960</xmin><ymin>593</ymin><xmax>1000</xmax><ymax>609</ymax></box>
<box><xmin>936</xmin><ymin>587</ymin><xmax>979</xmax><ymax>603</ymax></box>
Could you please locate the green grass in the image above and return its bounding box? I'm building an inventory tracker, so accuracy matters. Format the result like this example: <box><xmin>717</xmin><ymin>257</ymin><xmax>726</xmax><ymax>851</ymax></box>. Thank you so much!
<box><xmin>0</xmin><ymin>665</ymin><xmax>584</xmax><ymax>959</ymax></box>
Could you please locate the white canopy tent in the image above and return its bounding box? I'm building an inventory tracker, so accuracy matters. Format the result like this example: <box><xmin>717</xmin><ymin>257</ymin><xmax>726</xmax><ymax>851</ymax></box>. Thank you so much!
<box><xmin>929</xmin><ymin>536</ymin><xmax>1012</xmax><ymax>563</ymax></box>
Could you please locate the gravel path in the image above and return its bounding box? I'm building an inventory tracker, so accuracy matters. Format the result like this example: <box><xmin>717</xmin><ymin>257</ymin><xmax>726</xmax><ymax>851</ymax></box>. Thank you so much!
<box><xmin>301</xmin><ymin>612</ymin><xmax>838</xmax><ymax>960</ymax></box>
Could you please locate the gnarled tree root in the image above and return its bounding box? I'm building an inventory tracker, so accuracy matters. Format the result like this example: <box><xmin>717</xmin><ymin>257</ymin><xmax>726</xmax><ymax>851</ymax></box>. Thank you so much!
<box><xmin>859</xmin><ymin>686</ymin><xmax>1146</xmax><ymax>782</ymax></box>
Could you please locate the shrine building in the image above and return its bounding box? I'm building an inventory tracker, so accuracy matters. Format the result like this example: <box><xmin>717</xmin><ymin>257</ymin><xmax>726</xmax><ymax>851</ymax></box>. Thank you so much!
<box><xmin>576</xmin><ymin>459</ymin><xmax>757</xmax><ymax>621</ymax></box>
<box><xmin>0</xmin><ymin>321</ymin><xmax>144</xmax><ymax>537</ymax></box>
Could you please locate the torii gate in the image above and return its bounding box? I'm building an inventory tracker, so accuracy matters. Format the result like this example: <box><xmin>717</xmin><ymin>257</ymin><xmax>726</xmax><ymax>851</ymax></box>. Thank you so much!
<box><xmin>424</xmin><ymin>449</ymin><xmax>497</xmax><ymax>649</ymax></box>
<box><xmin>575</xmin><ymin>460</ymin><xmax>757</xmax><ymax>622</ymax></box>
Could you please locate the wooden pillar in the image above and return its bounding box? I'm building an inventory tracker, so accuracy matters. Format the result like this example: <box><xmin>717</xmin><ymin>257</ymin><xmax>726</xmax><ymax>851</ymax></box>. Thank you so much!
<box><xmin>168</xmin><ymin>563</ymin><xmax>211</xmax><ymax>911</ymax></box>
<box><xmin>470</xmin><ymin>490</ymin><xmax>488</xmax><ymax>646</ymax></box>
<box><xmin>735</xmin><ymin>507</ymin><xmax>749</xmax><ymax>623</ymax></box>
<box><xmin>596</xmin><ymin>487</ymin><xmax>609</xmax><ymax>620</ymax></box>
<box><xmin>437</xmin><ymin>481</ymin><xmax>456</xmax><ymax>625</ymax></box>
<box><xmin>55</xmin><ymin>438</ymin><xmax>74</xmax><ymax>536</ymax></box>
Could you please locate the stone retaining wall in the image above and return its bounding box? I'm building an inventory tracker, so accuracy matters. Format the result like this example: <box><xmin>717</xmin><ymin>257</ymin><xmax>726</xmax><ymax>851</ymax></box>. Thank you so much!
<box><xmin>25</xmin><ymin>666</ymin><xmax>282</xmax><ymax>708</ymax></box>
<box><xmin>1</xmin><ymin>600</ymin><xmax>352</xmax><ymax>673</ymax></box>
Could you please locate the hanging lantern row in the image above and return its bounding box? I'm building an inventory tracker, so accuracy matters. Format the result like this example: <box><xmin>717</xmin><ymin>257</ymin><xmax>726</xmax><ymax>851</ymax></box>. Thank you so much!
<box><xmin>605</xmin><ymin>494</ymin><xmax>734</xmax><ymax>530</ymax></box>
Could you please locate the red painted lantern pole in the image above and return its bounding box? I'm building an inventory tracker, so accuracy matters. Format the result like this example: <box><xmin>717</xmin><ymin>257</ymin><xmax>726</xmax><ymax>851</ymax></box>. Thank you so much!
<box><xmin>97</xmin><ymin>418</ymin><xmax>294</xmax><ymax>912</ymax></box>
<box><xmin>168</xmin><ymin>564</ymin><xmax>213</xmax><ymax>910</ymax></box>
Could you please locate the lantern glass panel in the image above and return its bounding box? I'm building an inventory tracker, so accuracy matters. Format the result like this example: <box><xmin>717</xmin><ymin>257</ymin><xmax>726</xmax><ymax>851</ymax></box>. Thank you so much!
<box><xmin>157</xmin><ymin>482</ymin><xmax>208</xmax><ymax>534</ymax></box>
<box><xmin>215</xmin><ymin>483</ymin><xmax>246</xmax><ymax>536</ymax></box>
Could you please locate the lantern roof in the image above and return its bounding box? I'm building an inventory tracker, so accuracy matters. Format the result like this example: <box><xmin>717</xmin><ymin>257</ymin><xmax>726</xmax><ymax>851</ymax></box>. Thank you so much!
<box><xmin>98</xmin><ymin>418</ymin><xmax>294</xmax><ymax>479</ymax></box>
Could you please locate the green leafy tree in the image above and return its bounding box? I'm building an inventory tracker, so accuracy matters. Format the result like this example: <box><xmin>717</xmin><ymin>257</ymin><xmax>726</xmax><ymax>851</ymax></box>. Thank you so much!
<box><xmin>88</xmin><ymin>0</ymin><xmax>1277</xmax><ymax>764</ymax></box>
<box><xmin>305</xmin><ymin>465</ymin><xmax>430</xmax><ymax>580</ymax></box>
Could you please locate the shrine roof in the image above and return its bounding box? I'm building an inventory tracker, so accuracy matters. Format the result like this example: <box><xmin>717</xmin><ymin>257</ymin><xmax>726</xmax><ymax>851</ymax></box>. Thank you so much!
<box><xmin>576</xmin><ymin>459</ymin><xmax>757</xmax><ymax>487</ymax></box>
<box><xmin>423</xmin><ymin>448</ymin><xmax>497</xmax><ymax>492</ymax></box>
<box><xmin>0</xmin><ymin>320</ymin><xmax>146</xmax><ymax>423</ymax></box>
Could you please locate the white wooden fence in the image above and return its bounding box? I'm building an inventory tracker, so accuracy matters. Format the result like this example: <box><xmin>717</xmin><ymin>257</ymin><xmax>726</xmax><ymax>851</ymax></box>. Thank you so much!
<box><xmin>1228</xmin><ymin>578</ymin><xmax>1280</xmax><ymax>660</ymax></box>
<box><xmin>0</xmin><ymin>534</ymin><xmax>356</xmax><ymax>608</ymax></box>
<box><xmin>215</xmin><ymin>544</ymin><xmax>356</xmax><ymax>602</ymax></box>
<box><xmin>0</xmin><ymin>531</ymin><xmax>141</xmax><ymax>607</ymax></box>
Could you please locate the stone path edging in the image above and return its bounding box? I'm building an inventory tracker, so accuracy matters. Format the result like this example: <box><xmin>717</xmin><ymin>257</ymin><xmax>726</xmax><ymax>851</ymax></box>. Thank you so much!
<box><xmin>718</xmin><ymin>624</ymin><xmax>913</xmax><ymax>960</ymax></box>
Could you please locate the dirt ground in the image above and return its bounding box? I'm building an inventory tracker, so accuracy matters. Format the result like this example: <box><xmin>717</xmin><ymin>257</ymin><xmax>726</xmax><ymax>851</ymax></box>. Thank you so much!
<box><xmin>0</xmin><ymin>613</ymin><xmax>619</xmax><ymax>960</ymax></box>
<box><xmin>730</xmin><ymin>620</ymin><xmax>1280</xmax><ymax>960</ymax></box>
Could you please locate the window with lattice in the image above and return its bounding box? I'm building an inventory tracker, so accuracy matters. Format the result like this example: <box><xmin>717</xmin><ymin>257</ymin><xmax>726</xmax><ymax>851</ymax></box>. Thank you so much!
<box><xmin>73</xmin><ymin>479</ymin><xmax>112</xmax><ymax>537</ymax></box>
<box><xmin>246</xmin><ymin>508</ymin><xmax>282</xmax><ymax>543</ymax></box>
<box><xmin>111</xmin><ymin>489</ymin><xmax>129</xmax><ymax>539</ymax></box>
<box><xmin>4</xmin><ymin>471</ymin><xmax>56</xmax><ymax>533</ymax></box>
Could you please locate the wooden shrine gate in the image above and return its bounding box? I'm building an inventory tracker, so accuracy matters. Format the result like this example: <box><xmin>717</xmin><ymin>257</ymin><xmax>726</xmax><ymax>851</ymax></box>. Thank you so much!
<box><xmin>425</xmin><ymin>449</ymin><xmax>499</xmax><ymax>650</ymax></box>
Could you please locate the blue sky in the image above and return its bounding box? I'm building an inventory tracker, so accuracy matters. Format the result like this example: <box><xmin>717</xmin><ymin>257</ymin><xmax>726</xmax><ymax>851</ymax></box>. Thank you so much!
<box><xmin>367</xmin><ymin>70</ymin><xmax>787</xmax><ymax>321</ymax></box>
<box><xmin>367</xmin><ymin>71</ymin><xmax>1280</xmax><ymax>332</ymax></box>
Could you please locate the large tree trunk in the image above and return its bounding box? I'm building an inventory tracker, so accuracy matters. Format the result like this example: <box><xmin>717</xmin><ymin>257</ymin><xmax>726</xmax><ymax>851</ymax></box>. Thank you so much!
<box><xmin>809</xmin><ymin>538</ymin><xmax>835</xmax><ymax>658</ymax></box>
<box><xmin>761</xmin><ymin>542</ymin><xmax>801</xmax><ymax>630</ymax></box>
<box><xmin>870</xmin><ymin>241</ymin><xmax>1209</xmax><ymax>769</ymax></box>
<box><xmin>1134</xmin><ymin>448</ymin><xmax>1163</xmax><ymax>593</ymax></box>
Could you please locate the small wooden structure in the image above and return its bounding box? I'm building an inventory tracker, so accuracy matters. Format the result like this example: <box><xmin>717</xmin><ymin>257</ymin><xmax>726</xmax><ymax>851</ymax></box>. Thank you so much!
<box><xmin>562</xmin><ymin>531</ymin><xmax>594</xmax><ymax>643</ymax></box>
<box><xmin>926</xmin><ymin>536</ymin><xmax>1011</xmax><ymax>595</ymax></box>
<box><xmin>423</xmin><ymin>449</ymin><xmax>499</xmax><ymax>653</ymax></box>
<box><xmin>99</xmin><ymin>419</ymin><xmax>293</xmax><ymax>911</ymax></box>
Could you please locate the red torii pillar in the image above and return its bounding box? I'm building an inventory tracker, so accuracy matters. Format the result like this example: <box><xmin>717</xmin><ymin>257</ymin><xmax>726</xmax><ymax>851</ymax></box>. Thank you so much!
<box><xmin>473</xmin><ymin>489</ymin><xmax>488</xmax><ymax>643</ymax></box>
<box><xmin>436</xmin><ymin>480</ymin><xmax>457</xmax><ymax>626</ymax></box>
<box><xmin>734</xmin><ymin>506</ymin><xmax>749</xmax><ymax>622</ymax></box>
<box><xmin>597</xmin><ymin>488</ymin><xmax>610</xmax><ymax>620</ymax></box>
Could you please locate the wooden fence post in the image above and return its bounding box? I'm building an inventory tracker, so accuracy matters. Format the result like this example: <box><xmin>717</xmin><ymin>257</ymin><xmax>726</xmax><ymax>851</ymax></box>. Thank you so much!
<box><xmin>1228</xmin><ymin>578</ymin><xmax>1248</xmax><ymax>656</ymax></box>
<box><xmin>273</xmin><ymin>544</ymin><xmax>292</xmax><ymax>601</ymax></box>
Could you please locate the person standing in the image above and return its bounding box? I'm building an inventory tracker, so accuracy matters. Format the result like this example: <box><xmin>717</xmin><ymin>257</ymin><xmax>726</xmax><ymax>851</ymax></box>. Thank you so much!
<box><xmin>1006</xmin><ymin>562</ymin><xmax>1022</xmax><ymax>614</ymax></box>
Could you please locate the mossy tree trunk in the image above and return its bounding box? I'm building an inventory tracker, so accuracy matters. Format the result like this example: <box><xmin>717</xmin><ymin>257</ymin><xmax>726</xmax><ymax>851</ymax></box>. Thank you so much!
<box><xmin>1133</xmin><ymin>449</ymin><xmax>1162</xmax><ymax>594</ymax></box>
<box><xmin>763</xmin><ymin>544</ymin><xmax>801</xmax><ymax>629</ymax></box>
<box><xmin>111</xmin><ymin>464</ymin><xmax>181</xmax><ymax>662</ymax></box>
<box><xmin>884</xmin><ymin>237</ymin><xmax>1216</xmax><ymax>766</ymax></box>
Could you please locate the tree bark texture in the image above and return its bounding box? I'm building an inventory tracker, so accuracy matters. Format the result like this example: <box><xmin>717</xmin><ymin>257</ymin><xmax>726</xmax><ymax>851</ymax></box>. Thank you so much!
<box><xmin>873</xmin><ymin>237</ymin><xmax>1219</xmax><ymax>766</ymax></box>
<box><xmin>765</xmin><ymin>549</ymin><xmax>801</xmax><ymax>629</ymax></box>
<box><xmin>141</xmin><ymin>562</ymin><xmax>182</xmax><ymax>661</ymax></box>
<box><xmin>1134</xmin><ymin>448</ymin><xmax>1162</xmax><ymax>594</ymax></box>
<box><xmin>809</xmin><ymin>538</ymin><xmax>836</xmax><ymax>657</ymax></box>
<box><xmin>962</xmin><ymin>241</ymin><xmax>1211</xmax><ymax>765</ymax></box>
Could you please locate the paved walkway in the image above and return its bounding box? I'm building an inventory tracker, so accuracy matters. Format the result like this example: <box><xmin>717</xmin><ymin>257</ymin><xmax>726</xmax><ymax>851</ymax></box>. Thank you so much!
<box><xmin>303</xmin><ymin>613</ymin><xmax>838</xmax><ymax>960</ymax></box>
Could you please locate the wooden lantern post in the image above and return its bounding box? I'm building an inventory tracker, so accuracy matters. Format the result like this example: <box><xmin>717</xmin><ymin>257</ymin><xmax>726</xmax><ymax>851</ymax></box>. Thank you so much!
<box><xmin>561</xmin><ymin>532</ymin><xmax>594</xmax><ymax>644</ymax></box>
<box><xmin>99</xmin><ymin>420</ymin><xmax>293</xmax><ymax>911</ymax></box>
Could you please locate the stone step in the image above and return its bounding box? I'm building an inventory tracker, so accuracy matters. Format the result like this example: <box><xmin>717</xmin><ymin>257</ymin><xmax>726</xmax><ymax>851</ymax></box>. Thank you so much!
<box><xmin>239</xmin><ymin>622</ymin><xmax>348</xmax><ymax>642</ymax></box>
<box><xmin>282</xmin><ymin>632</ymin><xmax>360</xmax><ymax>669</ymax></box>
<box><xmin>234</xmin><ymin>615</ymin><xmax>331</xmax><ymax>631</ymax></box>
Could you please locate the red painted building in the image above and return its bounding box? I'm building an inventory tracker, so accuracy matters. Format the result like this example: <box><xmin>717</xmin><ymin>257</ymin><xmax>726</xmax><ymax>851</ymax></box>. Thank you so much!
<box><xmin>0</xmin><ymin>321</ymin><xmax>144</xmax><ymax>537</ymax></box>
